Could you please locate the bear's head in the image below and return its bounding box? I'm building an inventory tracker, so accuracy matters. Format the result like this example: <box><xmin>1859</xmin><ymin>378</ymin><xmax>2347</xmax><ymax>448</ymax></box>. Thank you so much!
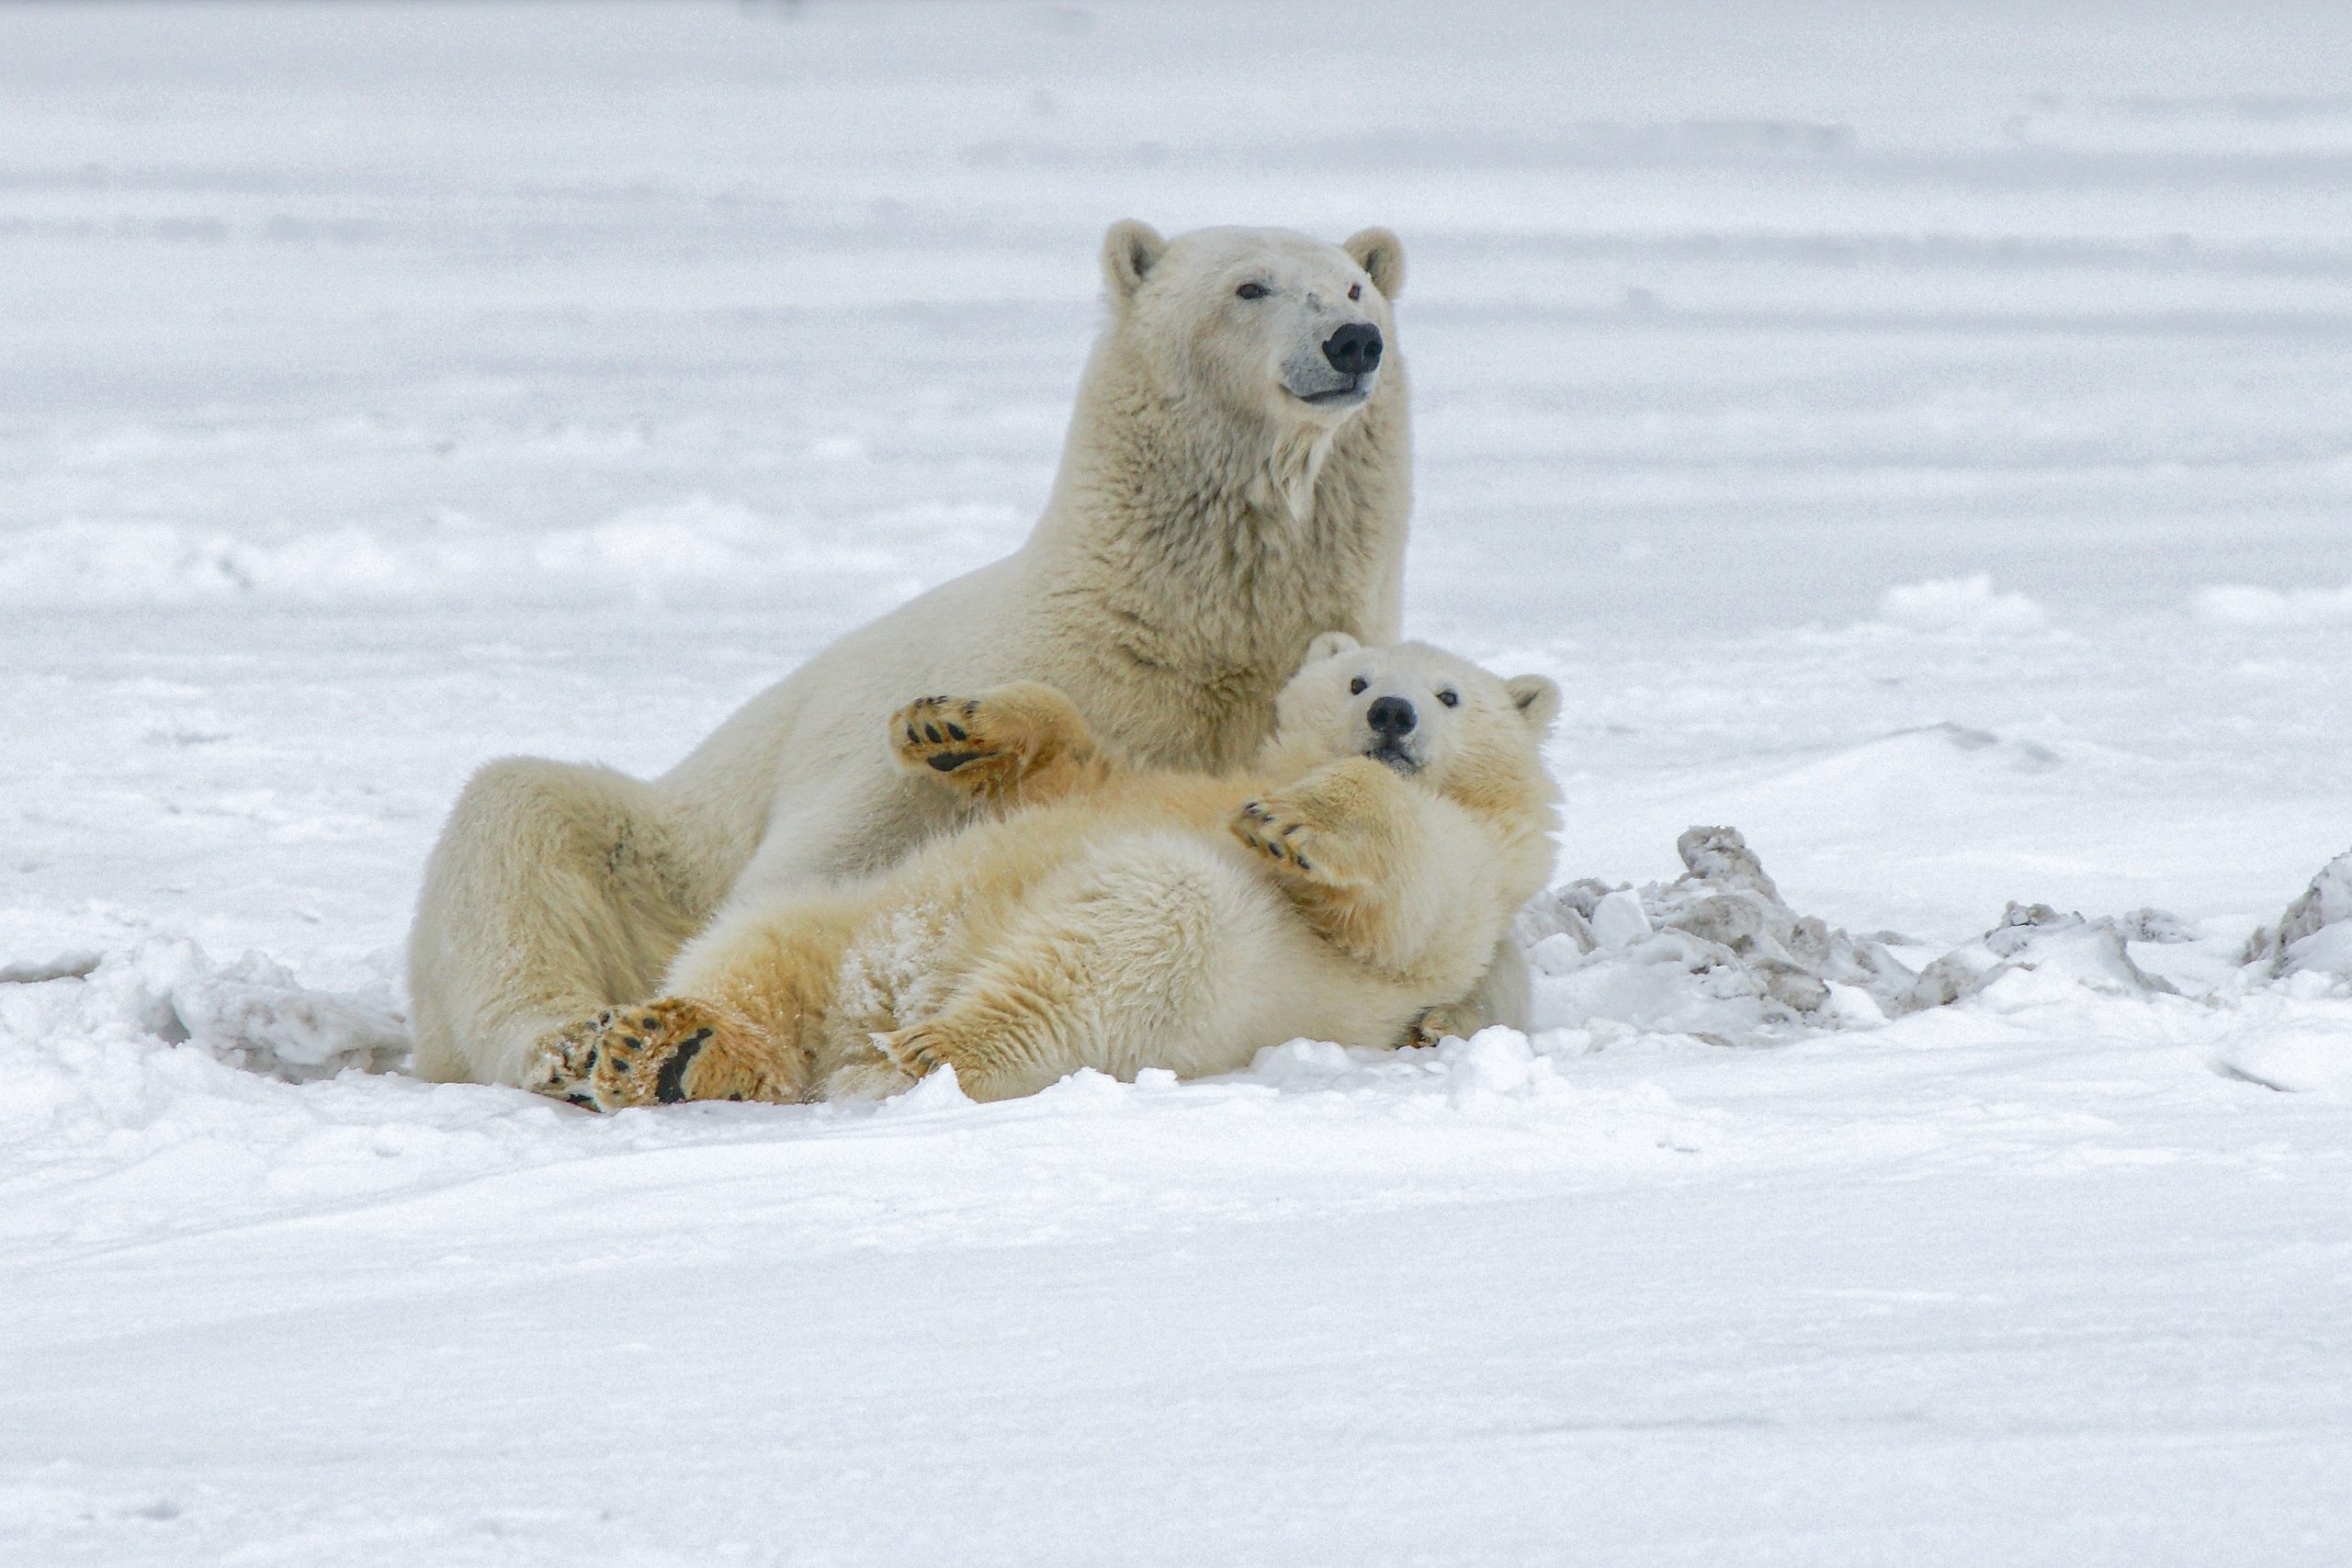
<box><xmin>1100</xmin><ymin>221</ymin><xmax>1404</xmax><ymax>434</ymax></box>
<box><xmin>1263</xmin><ymin>633</ymin><xmax>1561</xmax><ymax>810</ymax></box>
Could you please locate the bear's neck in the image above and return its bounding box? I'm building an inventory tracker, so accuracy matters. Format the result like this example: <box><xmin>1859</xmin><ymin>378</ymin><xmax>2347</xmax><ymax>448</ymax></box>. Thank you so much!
<box><xmin>1023</xmin><ymin>334</ymin><xmax>1411</xmax><ymax>764</ymax></box>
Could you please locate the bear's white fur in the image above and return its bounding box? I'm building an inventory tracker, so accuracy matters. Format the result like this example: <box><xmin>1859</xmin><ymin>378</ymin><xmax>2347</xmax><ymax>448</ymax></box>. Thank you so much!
<box><xmin>408</xmin><ymin>222</ymin><xmax>1430</xmax><ymax>1088</ymax></box>
<box><xmin>523</xmin><ymin>637</ymin><xmax>1562</xmax><ymax>1108</ymax></box>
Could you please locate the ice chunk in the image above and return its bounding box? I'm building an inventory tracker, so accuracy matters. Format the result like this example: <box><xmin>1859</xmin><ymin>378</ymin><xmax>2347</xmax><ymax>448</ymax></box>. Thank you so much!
<box><xmin>1589</xmin><ymin>889</ymin><xmax>1653</xmax><ymax>948</ymax></box>
<box><xmin>2242</xmin><ymin>848</ymin><xmax>2352</xmax><ymax>981</ymax></box>
<box><xmin>1523</xmin><ymin>826</ymin><xmax>1918</xmax><ymax>1040</ymax></box>
<box><xmin>1910</xmin><ymin>903</ymin><xmax>2180</xmax><ymax>1010</ymax></box>
<box><xmin>2118</xmin><ymin>908</ymin><xmax>2198</xmax><ymax>944</ymax></box>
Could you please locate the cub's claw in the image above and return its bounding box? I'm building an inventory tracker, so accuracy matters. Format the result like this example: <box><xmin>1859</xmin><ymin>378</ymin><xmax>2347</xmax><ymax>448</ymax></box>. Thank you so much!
<box><xmin>1230</xmin><ymin>797</ymin><xmax>1323</xmax><ymax>879</ymax></box>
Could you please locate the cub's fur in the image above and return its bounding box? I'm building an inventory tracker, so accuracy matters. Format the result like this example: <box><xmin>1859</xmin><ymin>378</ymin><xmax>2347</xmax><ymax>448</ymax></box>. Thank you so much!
<box><xmin>527</xmin><ymin>637</ymin><xmax>1560</xmax><ymax>1107</ymax></box>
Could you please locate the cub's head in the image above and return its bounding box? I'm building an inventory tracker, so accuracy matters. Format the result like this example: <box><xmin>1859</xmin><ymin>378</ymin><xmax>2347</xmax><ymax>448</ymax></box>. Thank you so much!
<box><xmin>1100</xmin><ymin>221</ymin><xmax>1405</xmax><ymax>431</ymax></box>
<box><xmin>1264</xmin><ymin>633</ymin><xmax>1561</xmax><ymax>805</ymax></box>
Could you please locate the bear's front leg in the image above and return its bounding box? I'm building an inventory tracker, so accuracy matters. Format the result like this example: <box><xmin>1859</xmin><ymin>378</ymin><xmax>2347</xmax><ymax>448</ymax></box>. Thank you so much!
<box><xmin>1229</xmin><ymin>757</ymin><xmax>1404</xmax><ymax>892</ymax></box>
<box><xmin>1230</xmin><ymin>757</ymin><xmax>1425</xmax><ymax>966</ymax></box>
<box><xmin>888</xmin><ymin>682</ymin><xmax>1112</xmax><ymax>808</ymax></box>
<box><xmin>525</xmin><ymin>998</ymin><xmax>802</xmax><ymax>1110</ymax></box>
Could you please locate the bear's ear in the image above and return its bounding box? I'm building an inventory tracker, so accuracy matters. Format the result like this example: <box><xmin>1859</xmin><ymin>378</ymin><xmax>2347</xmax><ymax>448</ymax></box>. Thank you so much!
<box><xmin>1102</xmin><ymin>220</ymin><xmax>1168</xmax><ymax>305</ymax></box>
<box><xmin>1505</xmin><ymin>674</ymin><xmax>1561</xmax><ymax>734</ymax></box>
<box><xmin>1301</xmin><ymin>630</ymin><xmax>1362</xmax><ymax>668</ymax></box>
<box><xmin>1343</xmin><ymin>227</ymin><xmax>1405</xmax><ymax>299</ymax></box>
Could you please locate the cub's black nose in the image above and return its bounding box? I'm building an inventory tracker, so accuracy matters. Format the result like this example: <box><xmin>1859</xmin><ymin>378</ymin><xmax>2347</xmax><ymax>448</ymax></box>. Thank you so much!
<box><xmin>1322</xmin><ymin>321</ymin><xmax>1384</xmax><ymax>376</ymax></box>
<box><xmin>1366</xmin><ymin>695</ymin><xmax>1416</xmax><ymax>736</ymax></box>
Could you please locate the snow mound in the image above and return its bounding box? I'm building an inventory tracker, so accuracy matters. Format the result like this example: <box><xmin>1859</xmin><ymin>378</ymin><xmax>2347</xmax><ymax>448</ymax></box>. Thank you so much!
<box><xmin>1250</xmin><ymin>1027</ymin><xmax>1577</xmax><ymax>1107</ymax></box>
<box><xmin>1908</xmin><ymin>902</ymin><xmax>2182</xmax><ymax>1011</ymax></box>
<box><xmin>2193</xmin><ymin>581</ymin><xmax>2352</xmax><ymax>627</ymax></box>
<box><xmin>0</xmin><ymin>936</ymin><xmax>408</xmax><ymax>1083</ymax></box>
<box><xmin>2242</xmin><ymin>847</ymin><xmax>2352</xmax><ymax>984</ymax></box>
<box><xmin>0</xmin><ymin>496</ymin><xmax>917</xmax><ymax>605</ymax></box>
<box><xmin>1522</xmin><ymin>826</ymin><xmax>1917</xmax><ymax>1041</ymax></box>
<box><xmin>1243</xmin><ymin>1029</ymin><xmax>1724</xmax><ymax>1150</ymax></box>
<box><xmin>1765</xmin><ymin>722</ymin><xmax>2064</xmax><ymax>798</ymax></box>
<box><xmin>1872</xmin><ymin>573</ymin><xmax>2048</xmax><ymax>634</ymax></box>
<box><xmin>2206</xmin><ymin>995</ymin><xmax>2352</xmax><ymax>1096</ymax></box>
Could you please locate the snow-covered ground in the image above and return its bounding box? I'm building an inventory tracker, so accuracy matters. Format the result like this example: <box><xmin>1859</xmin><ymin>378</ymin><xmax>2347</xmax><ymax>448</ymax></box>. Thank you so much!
<box><xmin>6</xmin><ymin>3</ymin><xmax>2351</xmax><ymax>1562</ymax></box>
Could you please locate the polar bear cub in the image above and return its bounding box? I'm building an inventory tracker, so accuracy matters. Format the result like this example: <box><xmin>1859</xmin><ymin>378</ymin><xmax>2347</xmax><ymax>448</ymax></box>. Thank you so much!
<box><xmin>526</xmin><ymin>637</ymin><xmax>1561</xmax><ymax>1108</ymax></box>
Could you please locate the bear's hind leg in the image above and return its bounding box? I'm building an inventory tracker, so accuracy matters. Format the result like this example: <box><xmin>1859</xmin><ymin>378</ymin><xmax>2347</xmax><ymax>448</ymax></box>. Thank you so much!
<box><xmin>411</xmin><ymin>757</ymin><xmax>720</xmax><ymax>1088</ymax></box>
<box><xmin>533</xmin><ymin>887</ymin><xmax>870</xmax><ymax>1110</ymax></box>
<box><xmin>870</xmin><ymin>839</ymin><xmax>1255</xmax><ymax>1100</ymax></box>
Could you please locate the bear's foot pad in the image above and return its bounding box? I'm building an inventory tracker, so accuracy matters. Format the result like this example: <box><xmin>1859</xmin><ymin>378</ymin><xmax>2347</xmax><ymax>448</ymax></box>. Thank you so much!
<box><xmin>891</xmin><ymin>694</ymin><xmax>1019</xmax><ymax>787</ymax></box>
<box><xmin>526</xmin><ymin>998</ymin><xmax>795</xmax><ymax>1110</ymax></box>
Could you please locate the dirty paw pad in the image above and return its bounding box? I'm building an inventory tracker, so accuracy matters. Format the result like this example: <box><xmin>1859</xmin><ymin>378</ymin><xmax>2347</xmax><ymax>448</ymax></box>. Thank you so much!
<box><xmin>527</xmin><ymin>998</ymin><xmax>789</xmax><ymax>1110</ymax></box>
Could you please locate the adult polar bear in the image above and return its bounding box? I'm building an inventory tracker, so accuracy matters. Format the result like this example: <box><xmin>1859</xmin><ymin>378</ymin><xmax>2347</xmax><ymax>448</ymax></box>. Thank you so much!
<box><xmin>410</xmin><ymin>220</ymin><xmax>1525</xmax><ymax>1088</ymax></box>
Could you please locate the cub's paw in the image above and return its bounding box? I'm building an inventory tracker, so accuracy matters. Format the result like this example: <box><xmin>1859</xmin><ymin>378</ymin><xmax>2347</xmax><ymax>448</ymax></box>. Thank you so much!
<box><xmin>1231</xmin><ymin>795</ymin><xmax>1359</xmax><ymax>886</ymax></box>
<box><xmin>526</xmin><ymin>998</ymin><xmax>795</xmax><ymax>1111</ymax></box>
<box><xmin>891</xmin><ymin>694</ymin><xmax>1014</xmax><ymax>790</ymax></box>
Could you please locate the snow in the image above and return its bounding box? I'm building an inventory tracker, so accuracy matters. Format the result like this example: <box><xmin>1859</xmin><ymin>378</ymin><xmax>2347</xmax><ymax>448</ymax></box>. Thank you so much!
<box><xmin>1870</xmin><ymin>574</ymin><xmax>2050</xmax><ymax>635</ymax></box>
<box><xmin>5</xmin><ymin>2</ymin><xmax>2352</xmax><ymax>1563</ymax></box>
<box><xmin>2195</xmin><ymin>581</ymin><xmax>2352</xmax><ymax>627</ymax></box>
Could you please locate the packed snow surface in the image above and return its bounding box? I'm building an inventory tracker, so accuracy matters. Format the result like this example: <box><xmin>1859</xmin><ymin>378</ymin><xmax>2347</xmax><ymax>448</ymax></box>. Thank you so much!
<box><xmin>5</xmin><ymin>3</ymin><xmax>2351</xmax><ymax>1564</ymax></box>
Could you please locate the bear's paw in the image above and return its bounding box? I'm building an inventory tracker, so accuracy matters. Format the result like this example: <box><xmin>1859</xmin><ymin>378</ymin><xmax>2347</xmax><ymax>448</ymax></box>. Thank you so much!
<box><xmin>525</xmin><ymin>998</ymin><xmax>796</xmax><ymax>1110</ymax></box>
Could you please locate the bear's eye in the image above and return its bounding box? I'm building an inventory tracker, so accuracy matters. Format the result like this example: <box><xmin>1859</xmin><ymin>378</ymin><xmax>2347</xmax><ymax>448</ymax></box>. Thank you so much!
<box><xmin>1437</xmin><ymin>689</ymin><xmax>1459</xmax><ymax>707</ymax></box>
<box><xmin>1349</xmin><ymin>676</ymin><xmax>1368</xmax><ymax>695</ymax></box>
<box><xmin>1236</xmin><ymin>282</ymin><xmax>1269</xmax><ymax>300</ymax></box>
<box><xmin>1348</xmin><ymin>283</ymin><xmax>1363</xmax><ymax>301</ymax></box>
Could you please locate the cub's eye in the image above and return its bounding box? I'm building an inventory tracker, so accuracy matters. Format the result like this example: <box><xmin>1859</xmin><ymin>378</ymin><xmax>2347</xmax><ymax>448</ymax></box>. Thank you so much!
<box><xmin>1437</xmin><ymin>689</ymin><xmax>1459</xmax><ymax>707</ymax></box>
<box><xmin>1349</xmin><ymin>677</ymin><xmax>1368</xmax><ymax>695</ymax></box>
<box><xmin>1236</xmin><ymin>282</ymin><xmax>1269</xmax><ymax>300</ymax></box>
<box><xmin>1348</xmin><ymin>283</ymin><xmax>1363</xmax><ymax>301</ymax></box>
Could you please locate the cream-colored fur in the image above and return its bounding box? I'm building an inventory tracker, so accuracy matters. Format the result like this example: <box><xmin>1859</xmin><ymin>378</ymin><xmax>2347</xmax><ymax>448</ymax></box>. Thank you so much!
<box><xmin>410</xmin><ymin>221</ymin><xmax>1431</xmax><ymax>1088</ymax></box>
<box><xmin>524</xmin><ymin>637</ymin><xmax>1561</xmax><ymax>1108</ymax></box>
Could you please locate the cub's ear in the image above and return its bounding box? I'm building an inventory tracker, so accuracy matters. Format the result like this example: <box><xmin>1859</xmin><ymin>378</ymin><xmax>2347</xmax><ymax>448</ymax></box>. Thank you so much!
<box><xmin>1342</xmin><ymin>227</ymin><xmax>1405</xmax><ymax>299</ymax></box>
<box><xmin>1505</xmin><ymin>674</ymin><xmax>1561</xmax><ymax>734</ymax></box>
<box><xmin>1300</xmin><ymin>630</ymin><xmax>1362</xmax><ymax>669</ymax></box>
<box><xmin>1102</xmin><ymin>220</ymin><xmax>1168</xmax><ymax>304</ymax></box>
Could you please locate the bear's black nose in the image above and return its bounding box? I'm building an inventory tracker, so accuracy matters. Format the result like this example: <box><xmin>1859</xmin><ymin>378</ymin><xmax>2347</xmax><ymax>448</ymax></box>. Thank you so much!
<box><xmin>1322</xmin><ymin>321</ymin><xmax>1384</xmax><ymax>377</ymax></box>
<box><xmin>1366</xmin><ymin>695</ymin><xmax>1416</xmax><ymax>736</ymax></box>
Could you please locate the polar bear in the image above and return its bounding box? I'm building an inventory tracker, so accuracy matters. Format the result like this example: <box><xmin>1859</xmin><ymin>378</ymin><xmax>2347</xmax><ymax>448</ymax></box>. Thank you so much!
<box><xmin>408</xmin><ymin>220</ymin><xmax>1523</xmax><ymax>1089</ymax></box>
<box><xmin>524</xmin><ymin>636</ymin><xmax>1561</xmax><ymax>1107</ymax></box>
